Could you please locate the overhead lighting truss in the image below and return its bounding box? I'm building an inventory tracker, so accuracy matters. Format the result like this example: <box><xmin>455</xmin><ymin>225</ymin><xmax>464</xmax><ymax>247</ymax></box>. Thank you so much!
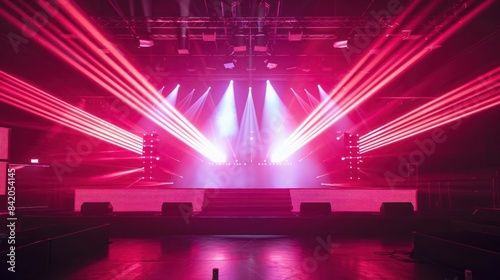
<box><xmin>93</xmin><ymin>16</ymin><xmax>441</xmax><ymax>29</ymax></box>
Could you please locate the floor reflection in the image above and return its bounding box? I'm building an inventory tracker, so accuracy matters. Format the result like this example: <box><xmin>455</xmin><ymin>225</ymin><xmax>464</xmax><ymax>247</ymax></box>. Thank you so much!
<box><xmin>58</xmin><ymin>235</ymin><xmax>462</xmax><ymax>280</ymax></box>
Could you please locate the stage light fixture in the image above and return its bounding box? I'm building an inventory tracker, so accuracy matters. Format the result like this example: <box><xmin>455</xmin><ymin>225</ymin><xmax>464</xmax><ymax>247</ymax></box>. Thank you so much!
<box><xmin>344</xmin><ymin>132</ymin><xmax>361</xmax><ymax>180</ymax></box>
<box><xmin>224</xmin><ymin>59</ymin><xmax>236</xmax><ymax>69</ymax></box>
<box><xmin>333</xmin><ymin>40</ymin><xmax>348</xmax><ymax>48</ymax></box>
<box><xmin>138</xmin><ymin>36</ymin><xmax>154</xmax><ymax>48</ymax></box>
<box><xmin>264</xmin><ymin>59</ymin><xmax>277</xmax><ymax>69</ymax></box>
<box><xmin>224</xmin><ymin>62</ymin><xmax>235</xmax><ymax>69</ymax></box>
<box><xmin>142</xmin><ymin>132</ymin><xmax>160</xmax><ymax>180</ymax></box>
<box><xmin>177</xmin><ymin>35</ymin><xmax>189</xmax><ymax>54</ymax></box>
<box><xmin>266</xmin><ymin>63</ymin><xmax>277</xmax><ymax>69</ymax></box>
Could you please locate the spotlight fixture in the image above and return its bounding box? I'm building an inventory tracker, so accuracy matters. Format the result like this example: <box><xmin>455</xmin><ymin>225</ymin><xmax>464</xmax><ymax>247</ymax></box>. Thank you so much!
<box><xmin>224</xmin><ymin>62</ymin><xmax>235</xmax><ymax>69</ymax></box>
<box><xmin>138</xmin><ymin>36</ymin><xmax>155</xmax><ymax>48</ymax></box>
<box><xmin>266</xmin><ymin>62</ymin><xmax>277</xmax><ymax>69</ymax></box>
<box><xmin>264</xmin><ymin>59</ymin><xmax>277</xmax><ymax>69</ymax></box>
<box><xmin>333</xmin><ymin>40</ymin><xmax>348</xmax><ymax>48</ymax></box>
<box><xmin>223</xmin><ymin>58</ymin><xmax>237</xmax><ymax>69</ymax></box>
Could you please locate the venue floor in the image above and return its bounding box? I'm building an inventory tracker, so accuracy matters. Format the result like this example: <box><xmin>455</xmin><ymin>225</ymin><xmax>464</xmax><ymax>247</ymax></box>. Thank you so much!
<box><xmin>45</xmin><ymin>234</ymin><xmax>464</xmax><ymax>280</ymax></box>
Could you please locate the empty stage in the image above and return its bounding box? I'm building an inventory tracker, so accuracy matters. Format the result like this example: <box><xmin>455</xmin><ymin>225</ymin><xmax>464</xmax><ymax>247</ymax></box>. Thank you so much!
<box><xmin>74</xmin><ymin>188</ymin><xmax>417</xmax><ymax>213</ymax></box>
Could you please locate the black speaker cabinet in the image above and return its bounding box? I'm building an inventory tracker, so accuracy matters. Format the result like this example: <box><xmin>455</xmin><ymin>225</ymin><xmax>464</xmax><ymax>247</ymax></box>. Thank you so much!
<box><xmin>162</xmin><ymin>202</ymin><xmax>193</xmax><ymax>217</ymax></box>
<box><xmin>380</xmin><ymin>202</ymin><xmax>414</xmax><ymax>217</ymax></box>
<box><xmin>300</xmin><ymin>202</ymin><xmax>331</xmax><ymax>217</ymax></box>
<box><xmin>81</xmin><ymin>202</ymin><xmax>113</xmax><ymax>216</ymax></box>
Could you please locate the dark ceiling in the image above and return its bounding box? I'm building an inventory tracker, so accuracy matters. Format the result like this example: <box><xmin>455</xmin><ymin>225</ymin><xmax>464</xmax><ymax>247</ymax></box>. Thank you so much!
<box><xmin>1</xmin><ymin>0</ymin><xmax>498</xmax><ymax>86</ymax></box>
<box><xmin>75</xmin><ymin>0</ymin><xmax>456</xmax><ymax>82</ymax></box>
<box><xmin>78</xmin><ymin>0</ymin><xmax>499</xmax><ymax>83</ymax></box>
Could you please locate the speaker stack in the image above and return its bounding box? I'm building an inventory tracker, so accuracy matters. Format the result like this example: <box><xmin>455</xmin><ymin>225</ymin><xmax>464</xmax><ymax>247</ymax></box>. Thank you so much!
<box><xmin>380</xmin><ymin>202</ymin><xmax>414</xmax><ymax>217</ymax></box>
<box><xmin>300</xmin><ymin>202</ymin><xmax>331</xmax><ymax>217</ymax></box>
<box><xmin>81</xmin><ymin>202</ymin><xmax>114</xmax><ymax>216</ymax></box>
<box><xmin>162</xmin><ymin>202</ymin><xmax>193</xmax><ymax>217</ymax></box>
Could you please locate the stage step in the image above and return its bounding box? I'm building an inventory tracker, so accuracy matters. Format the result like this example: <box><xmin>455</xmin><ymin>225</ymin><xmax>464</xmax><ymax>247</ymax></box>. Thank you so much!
<box><xmin>200</xmin><ymin>189</ymin><xmax>293</xmax><ymax>216</ymax></box>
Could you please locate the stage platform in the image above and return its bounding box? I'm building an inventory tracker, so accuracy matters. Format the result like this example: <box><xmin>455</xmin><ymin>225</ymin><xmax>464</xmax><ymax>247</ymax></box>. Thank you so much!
<box><xmin>12</xmin><ymin>187</ymin><xmax>431</xmax><ymax>236</ymax></box>
<box><xmin>74</xmin><ymin>187</ymin><xmax>417</xmax><ymax>213</ymax></box>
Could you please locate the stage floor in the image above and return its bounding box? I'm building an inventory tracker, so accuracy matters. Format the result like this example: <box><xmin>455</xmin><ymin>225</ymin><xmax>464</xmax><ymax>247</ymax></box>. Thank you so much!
<box><xmin>44</xmin><ymin>235</ymin><xmax>464</xmax><ymax>280</ymax></box>
<box><xmin>74</xmin><ymin>188</ymin><xmax>417</xmax><ymax>212</ymax></box>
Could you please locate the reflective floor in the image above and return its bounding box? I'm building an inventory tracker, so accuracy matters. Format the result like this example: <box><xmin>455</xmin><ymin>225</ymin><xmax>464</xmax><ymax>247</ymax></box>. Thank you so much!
<box><xmin>47</xmin><ymin>235</ymin><xmax>465</xmax><ymax>280</ymax></box>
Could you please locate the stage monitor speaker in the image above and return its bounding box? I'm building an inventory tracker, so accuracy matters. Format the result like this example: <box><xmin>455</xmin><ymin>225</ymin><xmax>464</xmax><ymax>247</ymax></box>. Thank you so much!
<box><xmin>300</xmin><ymin>202</ymin><xmax>331</xmax><ymax>217</ymax></box>
<box><xmin>81</xmin><ymin>202</ymin><xmax>113</xmax><ymax>216</ymax></box>
<box><xmin>380</xmin><ymin>202</ymin><xmax>414</xmax><ymax>217</ymax></box>
<box><xmin>162</xmin><ymin>202</ymin><xmax>193</xmax><ymax>217</ymax></box>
